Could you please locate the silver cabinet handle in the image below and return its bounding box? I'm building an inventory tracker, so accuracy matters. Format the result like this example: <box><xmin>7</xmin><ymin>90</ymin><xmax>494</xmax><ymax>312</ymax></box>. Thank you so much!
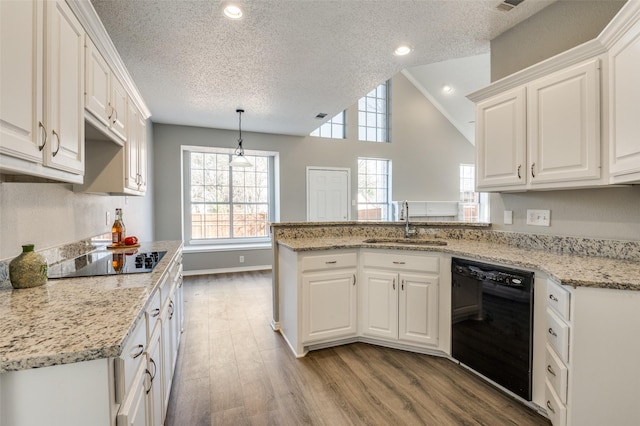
<box><xmin>51</xmin><ymin>130</ymin><xmax>60</xmax><ymax>157</ymax></box>
<box><xmin>169</xmin><ymin>300</ymin><xmax>175</xmax><ymax>320</ymax></box>
<box><xmin>547</xmin><ymin>365</ymin><xmax>556</xmax><ymax>377</ymax></box>
<box><xmin>107</xmin><ymin>102</ymin><xmax>114</xmax><ymax>120</ymax></box>
<box><xmin>548</xmin><ymin>327</ymin><xmax>557</xmax><ymax>337</ymax></box>
<box><xmin>546</xmin><ymin>401</ymin><xmax>555</xmax><ymax>413</ymax></box>
<box><xmin>131</xmin><ymin>344</ymin><xmax>144</xmax><ymax>359</ymax></box>
<box><xmin>352</xmin><ymin>274</ymin><xmax>356</xmax><ymax>286</ymax></box>
<box><xmin>517</xmin><ymin>164</ymin><xmax>521</xmax><ymax>179</ymax></box>
<box><xmin>112</xmin><ymin>106</ymin><xmax>118</xmax><ymax>125</ymax></box>
<box><xmin>401</xmin><ymin>279</ymin><xmax>405</xmax><ymax>291</ymax></box>
<box><xmin>151</xmin><ymin>308</ymin><xmax>160</xmax><ymax>318</ymax></box>
<box><xmin>149</xmin><ymin>357</ymin><xmax>157</xmax><ymax>381</ymax></box>
<box><xmin>549</xmin><ymin>294</ymin><xmax>559</xmax><ymax>302</ymax></box>
<box><xmin>325</xmin><ymin>260</ymin><xmax>337</xmax><ymax>264</ymax></box>
<box><xmin>531</xmin><ymin>162</ymin><xmax>536</xmax><ymax>178</ymax></box>
<box><xmin>38</xmin><ymin>121</ymin><xmax>47</xmax><ymax>151</ymax></box>
<box><xmin>392</xmin><ymin>261</ymin><xmax>406</xmax><ymax>265</ymax></box>
<box><xmin>393</xmin><ymin>279</ymin><xmax>395</xmax><ymax>290</ymax></box>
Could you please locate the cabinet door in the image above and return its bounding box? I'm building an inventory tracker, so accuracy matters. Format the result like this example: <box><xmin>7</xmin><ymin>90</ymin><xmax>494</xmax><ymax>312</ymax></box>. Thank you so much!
<box><xmin>110</xmin><ymin>76</ymin><xmax>128</xmax><ymax>142</ymax></box>
<box><xmin>117</xmin><ymin>361</ymin><xmax>151</xmax><ymax>426</ymax></box>
<box><xmin>475</xmin><ymin>87</ymin><xmax>527</xmax><ymax>190</ymax></box>
<box><xmin>302</xmin><ymin>269</ymin><xmax>357</xmax><ymax>343</ymax></box>
<box><xmin>361</xmin><ymin>270</ymin><xmax>398</xmax><ymax>340</ymax></box>
<box><xmin>0</xmin><ymin>0</ymin><xmax>45</xmax><ymax>164</ymax></box>
<box><xmin>528</xmin><ymin>59</ymin><xmax>600</xmax><ymax>185</ymax></box>
<box><xmin>126</xmin><ymin>103</ymin><xmax>140</xmax><ymax>191</ymax></box>
<box><xmin>147</xmin><ymin>325</ymin><xmax>163</xmax><ymax>426</ymax></box>
<box><xmin>44</xmin><ymin>0</ymin><xmax>84</xmax><ymax>174</ymax></box>
<box><xmin>398</xmin><ymin>272</ymin><xmax>439</xmax><ymax>346</ymax></box>
<box><xmin>137</xmin><ymin>114</ymin><xmax>148</xmax><ymax>192</ymax></box>
<box><xmin>85</xmin><ymin>36</ymin><xmax>111</xmax><ymax>127</ymax></box>
<box><xmin>610</xmin><ymin>19</ymin><xmax>640</xmax><ymax>182</ymax></box>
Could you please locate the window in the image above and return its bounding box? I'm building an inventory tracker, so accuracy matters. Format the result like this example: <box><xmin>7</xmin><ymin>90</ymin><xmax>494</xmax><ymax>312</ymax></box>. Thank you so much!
<box><xmin>310</xmin><ymin>111</ymin><xmax>346</xmax><ymax>139</ymax></box>
<box><xmin>183</xmin><ymin>147</ymin><xmax>277</xmax><ymax>244</ymax></box>
<box><xmin>358</xmin><ymin>80</ymin><xmax>390</xmax><ymax>142</ymax></box>
<box><xmin>459</xmin><ymin>164</ymin><xmax>489</xmax><ymax>222</ymax></box>
<box><xmin>358</xmin><ymin>158</ymin><xmax>391</xmax><ymax>221</ymax></box>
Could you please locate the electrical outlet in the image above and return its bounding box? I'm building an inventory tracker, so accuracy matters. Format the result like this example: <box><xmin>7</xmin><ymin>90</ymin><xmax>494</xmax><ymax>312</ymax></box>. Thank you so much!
<box><xmin>526</xmin><ymin>209</ymin><xmax>550</xmax><ymax>226</ymax></box>
<box><xmin>239</xmin><ymin>256</ymin><xmax>245</xmax><ymax>263</ymax></box>
<box><xmin>503</xmin><ymin>210</ymin><xmax>513</xmax><ymax>225</ymax></box>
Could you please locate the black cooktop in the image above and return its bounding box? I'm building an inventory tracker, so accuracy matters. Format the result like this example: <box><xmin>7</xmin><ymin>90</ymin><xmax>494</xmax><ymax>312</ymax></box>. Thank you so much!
<box><xmin>48</xmin><ymin>250</ymin><xmax>166</xmax><ymax>279</ymax></box>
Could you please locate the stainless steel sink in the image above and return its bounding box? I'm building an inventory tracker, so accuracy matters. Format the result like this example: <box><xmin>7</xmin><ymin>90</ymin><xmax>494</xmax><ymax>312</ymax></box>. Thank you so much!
<box><xmin>362</xmin><ymin>238</ymin><xmax>447</xmax><ymax>246</ymax></box>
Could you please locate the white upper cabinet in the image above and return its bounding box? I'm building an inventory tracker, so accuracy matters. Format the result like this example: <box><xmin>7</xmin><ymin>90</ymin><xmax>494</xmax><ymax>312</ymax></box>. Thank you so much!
<box><xmin>473</xmin><ymin>57</ymin><xmax>603</xmax><ymax>192</ymax></box>
<box><xmin>85</xmin><ymin>37</ymin><xmax>128</xmax><ymax>144</ymax></box>
<box><xmin>527</xmin><ymin>59</ymin><xmax>601</xmax><ymax>186</ymax></box>
<box><xmin>476</xmin><ymin>87</ymin><xmax>527</xmax><ymax>189</ymax></box>
<box><xmin>608</xmin><ymin>2</ymin><xmax>640</xmax><ymax>183</ymax></box>
<box><xmin>0</xmin><ymin>0</ymin><xmax>84</xmax><ymax>182</ymax></box>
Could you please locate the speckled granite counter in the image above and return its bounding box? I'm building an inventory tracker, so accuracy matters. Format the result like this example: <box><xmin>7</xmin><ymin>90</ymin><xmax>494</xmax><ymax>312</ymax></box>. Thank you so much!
<box><xmin>276</xmin><ymin>235</ymin><xmax>640</xmax><ymax>291</ymax></box>
<box><xmin>0</xmin><ymin>240</ymin><xmax>183</xmax><ymax>373</ymax></box>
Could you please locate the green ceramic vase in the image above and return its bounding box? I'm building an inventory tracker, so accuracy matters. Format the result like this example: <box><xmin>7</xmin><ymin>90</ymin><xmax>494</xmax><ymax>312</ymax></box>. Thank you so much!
<box><xmin>9</xmin><ymin>244</ymin><xmax>48</xmax><ymax>289</ymax></box>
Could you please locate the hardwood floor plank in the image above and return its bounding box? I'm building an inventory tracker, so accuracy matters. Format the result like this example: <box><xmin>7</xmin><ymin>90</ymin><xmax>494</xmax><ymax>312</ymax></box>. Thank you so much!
<box><xmin>166</xmin><ymin>272</ymin><xmax>551</xmax><ymax>426</ymax></box>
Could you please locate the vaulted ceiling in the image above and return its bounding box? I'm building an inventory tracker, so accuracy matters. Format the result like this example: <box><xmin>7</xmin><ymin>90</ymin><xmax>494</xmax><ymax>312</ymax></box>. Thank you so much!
<box><xmin>91</xmin><ymin>0</ymin><xmax>555</xmax><ymax>137</ymax></box>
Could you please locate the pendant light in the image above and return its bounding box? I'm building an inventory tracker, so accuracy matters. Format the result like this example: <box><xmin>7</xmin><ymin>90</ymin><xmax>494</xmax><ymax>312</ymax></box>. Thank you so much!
<box><xmin>229</xmin><ymin>108</ymin><xmax>252</xmax><ymax>167</ymax></box>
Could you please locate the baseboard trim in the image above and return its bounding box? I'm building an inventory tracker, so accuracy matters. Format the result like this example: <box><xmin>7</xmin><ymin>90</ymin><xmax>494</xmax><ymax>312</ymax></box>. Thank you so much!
<box><xmin>183</xmin><ymin>265</ymin><xmax>272</xmax><ymax>276</ymax></box>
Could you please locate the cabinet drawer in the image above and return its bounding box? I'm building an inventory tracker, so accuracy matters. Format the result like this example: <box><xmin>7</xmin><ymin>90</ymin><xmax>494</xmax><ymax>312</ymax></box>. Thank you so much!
<box><xmin>545</xmin><ymin>380</ymin><xmax>567</xmax><ymax>426</ymax></box>
<box><xmin>547</xmin><ymin>279</ymin><xmax>570</xmax><ymax>320</ymax></box>
<box><xmin>545</xmin><ymin>344</ymin><xmax>568</xmax><ymax>404</ymax></box>
<box><xmin>300</xmin><ymin>251</ymin><xmax>357</xmax><ymax>272</ymax></box>
<box><xmin>362</xmin><ymin>251</ymin><xmax>439</xmax><ymax>273</ymax></box>
<box><xmin>146</xmin><ymin>288</ymin><xmax>162</xmax><ymax>336</ymax></box>
<box><xmin>546</xmin><ymin>308</ymin><xmax>570</xmax><ymax>363</ymax></box>
<box><xmin>114</xmin><ymin>318</ymin><xmax>147</xmax><ymax>403</ymax></box>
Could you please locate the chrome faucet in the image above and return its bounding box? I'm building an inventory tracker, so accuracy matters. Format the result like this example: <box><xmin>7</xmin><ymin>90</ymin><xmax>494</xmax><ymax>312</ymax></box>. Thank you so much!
<box><xmin>403</xmin><ymin>200</ymin><xmax>416</xmax><ymax>238</ymax></box>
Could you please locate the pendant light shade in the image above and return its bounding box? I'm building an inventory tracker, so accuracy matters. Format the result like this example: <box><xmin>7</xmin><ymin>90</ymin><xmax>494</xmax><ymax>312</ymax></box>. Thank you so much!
<box><xmin>230</xmin><ymin>108</ymin><xmax>252</xmax><ymax>168</ymax></box>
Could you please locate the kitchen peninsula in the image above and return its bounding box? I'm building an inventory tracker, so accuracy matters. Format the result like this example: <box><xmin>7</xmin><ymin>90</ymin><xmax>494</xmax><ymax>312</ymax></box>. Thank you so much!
<box><xmin>0</xmin><ymin>240</ymin><xmax>183</xmax><ymax>426</ymax></box>
<box><xmin>271</xmin><ymin>221</ymin><xmax>640</xmax><ymax>426</ymax></box>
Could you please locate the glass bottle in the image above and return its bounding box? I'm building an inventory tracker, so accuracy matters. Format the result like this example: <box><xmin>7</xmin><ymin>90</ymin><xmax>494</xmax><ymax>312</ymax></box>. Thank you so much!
<box><xmin>111</xmin><ymin>208</ymin><xmax>126</xmax><ymax>245</ymax></box>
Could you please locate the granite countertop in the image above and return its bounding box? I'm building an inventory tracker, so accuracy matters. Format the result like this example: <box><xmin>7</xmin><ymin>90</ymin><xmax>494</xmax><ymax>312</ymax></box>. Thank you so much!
<box><xmin>0</xmin><ymin>240</ymin><xmax>183</xmax><ymax>373</ymax></box>
<box><xmin>277</xmin><ymin>237</ymin><xmax>640</xmax><ymax>291</ymax></box>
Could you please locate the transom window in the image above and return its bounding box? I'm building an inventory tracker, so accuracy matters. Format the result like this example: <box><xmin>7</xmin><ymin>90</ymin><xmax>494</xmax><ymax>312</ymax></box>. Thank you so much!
<box><xmin>183</xmin><ymin>147</ymin><xmax>276</xmax><ymax>244</ymax></box>
<box><xmin>358</xmin><ymin>80</ymin><xmax>390</xmax><ymax>142</ymax></box>
<box><xmin>358</xmin><ymin>157</ymin><xmax>391</xmax><ymax>221</ymax></box>
<box><xmin>310</xmin><ymin>111</ymin><xmax>346</xmax><ymax>139</ymax></box>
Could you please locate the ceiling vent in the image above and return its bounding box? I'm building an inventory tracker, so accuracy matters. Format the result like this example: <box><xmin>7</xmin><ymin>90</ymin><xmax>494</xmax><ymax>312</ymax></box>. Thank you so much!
<box><xmin>315</xmin><ymin>113</ymin><xmax>328</xmax><ymax>119</ymax></box>
<box><xmin>496</xmin><ymin>0</ymin><xmax>525</xmax><ymax>12</ymax></box>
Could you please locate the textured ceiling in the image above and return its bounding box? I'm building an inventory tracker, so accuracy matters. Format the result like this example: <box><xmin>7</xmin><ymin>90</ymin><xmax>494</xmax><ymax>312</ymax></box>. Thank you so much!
<box><xmin>91</xmin><ymin>0</ymin><xmax>555</xmax><ymax>136</ymax></box>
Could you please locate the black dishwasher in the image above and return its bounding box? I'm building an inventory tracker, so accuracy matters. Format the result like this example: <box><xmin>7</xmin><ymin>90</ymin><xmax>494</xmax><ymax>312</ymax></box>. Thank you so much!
<box><xmin>451</xmin><ymin>257</ymin><xmax>534</xmax><ymax>401</ymax></box>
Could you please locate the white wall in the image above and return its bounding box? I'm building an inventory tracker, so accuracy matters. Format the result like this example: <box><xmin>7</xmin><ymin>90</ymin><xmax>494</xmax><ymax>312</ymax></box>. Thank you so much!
<box><xmin>488</xmin><ymin>0</ymin><xmax>639</xmax><ymax>241</ymax></box>
<box><xmin>0</xmin><ymin>122</ymin><xmax>155</xmax><ymax>260</ymax></box>
<box><xmin>153</xmin><ymin>73</ymin><xmax>475</xmax><ymax>271</ymax></box>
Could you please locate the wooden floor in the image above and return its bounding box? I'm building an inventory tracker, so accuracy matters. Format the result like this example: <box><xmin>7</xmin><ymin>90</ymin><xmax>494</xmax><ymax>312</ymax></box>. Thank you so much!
<box><xmin>165</xmin><ymin>271</ymin><xmax>551</xmax><ymax>426</ymax></box>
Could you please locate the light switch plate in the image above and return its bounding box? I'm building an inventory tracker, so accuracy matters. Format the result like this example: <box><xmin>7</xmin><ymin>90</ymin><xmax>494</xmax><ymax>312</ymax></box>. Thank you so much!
<box><xmin>503</xmin><ymin>210</ymin><xmax>513</xmax><ymax>225</ymax></box>
<box><xmin>526</xmin><ymin>209</ymin><xmax>550</xmax><ymax>226</ymax></box>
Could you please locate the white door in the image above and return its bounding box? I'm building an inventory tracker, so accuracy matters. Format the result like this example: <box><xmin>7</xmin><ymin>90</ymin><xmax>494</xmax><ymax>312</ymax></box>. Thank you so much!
<box><xmin>307</xmin><ymin>167</ymin><xmax>350</xmax><ymax>221</ymax></box>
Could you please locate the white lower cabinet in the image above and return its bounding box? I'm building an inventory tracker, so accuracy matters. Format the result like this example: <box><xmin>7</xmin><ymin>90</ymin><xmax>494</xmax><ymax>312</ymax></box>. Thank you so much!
<box><xmin>117</xmin><ymin>358</ymin><xmax>152</xmax><ymax>426</ymax></box>
<box><xmin>361</xmin><ymin>251</ymin><xmax>439</xmax><ymax>348</ymax></box>
<box><xmin>544</xmin><ymin>279</ymin><xmax>640</xmax><ymax>426</ymax></box>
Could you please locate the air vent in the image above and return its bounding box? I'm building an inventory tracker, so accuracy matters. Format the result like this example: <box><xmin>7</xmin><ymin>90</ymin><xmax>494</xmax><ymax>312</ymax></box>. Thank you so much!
<box><xmin>315</xmin><ymin>113</ymin><xmax>328</xmax><ymax>119</ymax></box>
<box><xmin>496</xmin><ymin>0</ymin><xmax>524</xmax><ymax>12</ymax></box>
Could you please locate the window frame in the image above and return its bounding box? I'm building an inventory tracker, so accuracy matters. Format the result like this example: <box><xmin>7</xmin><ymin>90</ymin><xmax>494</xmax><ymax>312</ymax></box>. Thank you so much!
<box><xmin>358</xmin><ymin>80</ymin><xmax>391</xmax><ymax>143</ymax></box>
<box><xmin>357</xmin><ymin>157</ymin><xmax>392</xmax><ymax>221</ymax></box>
<box><xmin>181</xmin><ymin>145</ymin><xmax>279</xmax><ymax>246</ymax></box>
<box><xmin>310</xmin><ymin>110</ymin><xmax>346</xmax><ymax>139</ymax></box>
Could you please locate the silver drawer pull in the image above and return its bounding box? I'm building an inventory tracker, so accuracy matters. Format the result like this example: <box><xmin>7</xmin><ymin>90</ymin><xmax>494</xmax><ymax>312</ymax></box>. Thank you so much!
<box><xmin>547</xmin><ymin>365</ymin><xmax>556</xmax><ymax>377</ymax></box>
<box><xmin>546</xmin><ymin>401</ymin><xmax>555</xmax><ymax>413</ymax></box>
<box><xmin>325</xmin><ymin>260</ymin><xmax>337</xmax><ymax>264</ymax></box>
<box><xmin>549</xmin><ymin>294</ymin><xmax>559</xmax><ymax>302</ymax></box>
<box><xmin>131</xmin><ymin>344</ymin><xmax>144</xmax><ymax>359</ymax></box>
<box><xmin>392</xmin><ymin>261</ymin><xmax>406</xmax><ymax>265</ymax></box>
<box><xmin>151</xmin><ymin>308</ymin><xmax>161</xmax><ymax>318</ymax></box>
<box><xmin>548</xmin><ymin>327</ymin><xmax>558</xmax><ymax>337</ymax></box>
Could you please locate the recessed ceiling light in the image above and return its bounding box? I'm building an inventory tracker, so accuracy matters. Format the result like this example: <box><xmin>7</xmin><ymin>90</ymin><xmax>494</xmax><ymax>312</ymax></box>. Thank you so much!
<box><xmin>223</xmin><ymin>4</ymin><xmax>243</xmax><ymax>20</ymax></box>
<box><xmin>443</xmin><ymin>85</ymin><xmax>453</xmax><ymax>93</ymax></box>
<box><xmin>394</xmin><ymin>45</ymin><xmax>412</xmax><ymax>56</ymax></box>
